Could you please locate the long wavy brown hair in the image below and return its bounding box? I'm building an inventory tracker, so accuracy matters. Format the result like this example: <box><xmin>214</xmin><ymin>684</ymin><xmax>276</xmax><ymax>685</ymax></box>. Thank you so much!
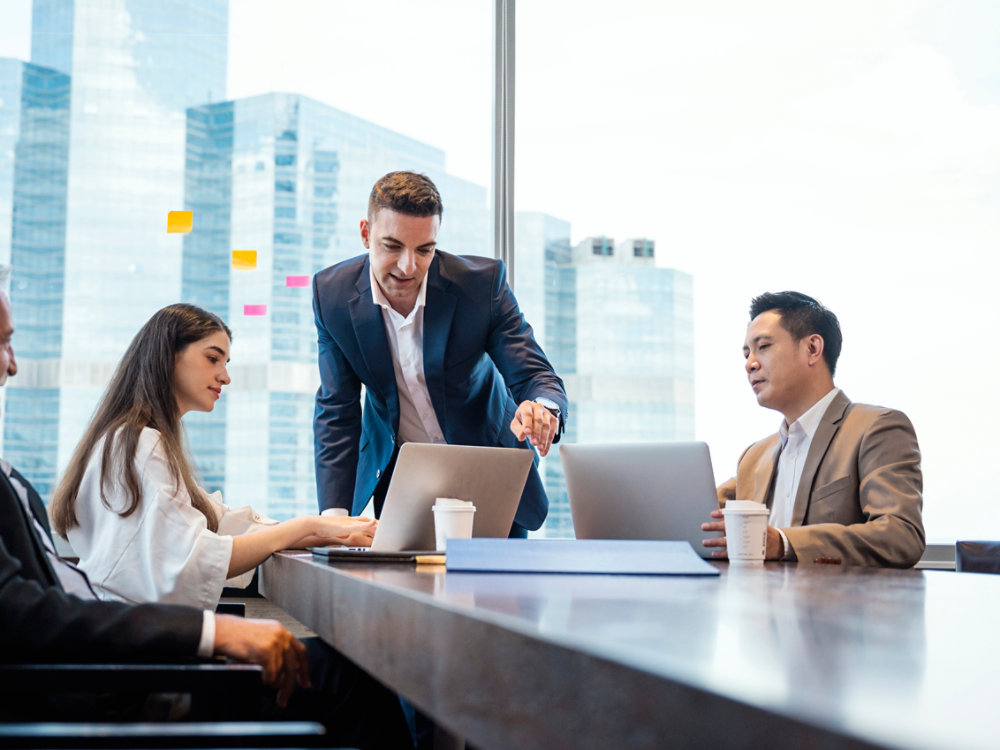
<box><xmin>51</xmin><ymin>304</ymin><xmax>231</xmax><ymax>537</ymax></box>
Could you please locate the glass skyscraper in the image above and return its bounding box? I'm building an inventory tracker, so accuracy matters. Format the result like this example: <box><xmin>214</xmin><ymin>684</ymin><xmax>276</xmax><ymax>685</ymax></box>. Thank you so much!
<box><xmin>3</xmin><ymin>0</ymin><xmax>227</xmax><ymax>499</ymax></box>
<box><xmin>513</xmin><ymin>211</ymin><xmax>575</xmax><ymax>531</ymax></box>
<box><xmin>534</xmin><ymin>236</ymin><xmax>695</xmax><ymax>538</ymax></box>
<box><xmin>1</xmin><ymin>57</ymin><xmax>71</xmax><ymax>459</ymax></box>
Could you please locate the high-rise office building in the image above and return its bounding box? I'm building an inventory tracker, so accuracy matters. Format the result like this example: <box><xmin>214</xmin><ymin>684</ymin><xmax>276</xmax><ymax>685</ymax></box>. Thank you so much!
<box><xmin>513</xmin><ymin>212</ymin><xmax>575</xmax><ymax>528</ymax></box>
<box><xmin>534</xmin><ymin>236</ymin><xmax>695</xmax><ymax>538</ymax></box>
<box><xmin>182</xmin><ymin>93</ymin><xmax>488</xmax><ymax>518</ymax></box>
<box><xmin>570</xmin><ymin>236</ymin><xmax>694</xmax><ymax>438</ymax></box>
<box><xmin>1</xmin><ymin>60</ymin><xmax>28</xmax><ymax>267</ymax></box>
<box><xmin>3</xmin><ymin>0</ymin><xmax>228</xmax><ymax>499</ymax></box>
<box><xmin>0</xmin><ymin>58</ymin><xmax>71</xmax><ymax>459</ymax></box>
<box><xmin>513</xmin><ymin>212</ymin><xmax>573</xmax><ymax>359</ymax></box>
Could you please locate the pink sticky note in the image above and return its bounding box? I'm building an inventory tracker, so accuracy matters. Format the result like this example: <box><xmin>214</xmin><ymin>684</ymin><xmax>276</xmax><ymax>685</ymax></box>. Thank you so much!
<box><xmin>243</xmin><ymin>304</ymin><xmax>267</xmax><ymax>316</ymax></box>
<box><xmin>285</xmin><ymin>275</ymin><xmax>310</xmax><ymax>287</ymax></box>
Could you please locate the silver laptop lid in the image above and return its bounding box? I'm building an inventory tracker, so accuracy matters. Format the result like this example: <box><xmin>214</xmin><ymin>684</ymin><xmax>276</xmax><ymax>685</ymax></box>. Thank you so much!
<box><xmin>371</xmin><ymin>443</ymin><xmax>534</xmax><ymax>551</ymax></box>
<box><xmin>561</xmin><ymin>441</ymin><xmax>720</xmax><ymax>558</ymax></box>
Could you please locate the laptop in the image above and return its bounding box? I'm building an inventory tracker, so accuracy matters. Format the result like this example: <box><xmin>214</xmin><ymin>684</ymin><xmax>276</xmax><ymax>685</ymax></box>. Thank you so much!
<box><xmin>561</xmin><ymin>441</ymin><xmax>721</xmax><ymax>559</ymax></box>
<box><xmin>311</xmin><ymin>442</ymin><xmax>534</xmax><ymax>561</ymax></box>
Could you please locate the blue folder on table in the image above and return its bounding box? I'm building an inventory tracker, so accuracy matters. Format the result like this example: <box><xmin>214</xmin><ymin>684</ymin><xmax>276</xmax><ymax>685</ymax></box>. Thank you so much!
<box><xmin>444</xmin><ymin>539</ymin><xmax>720</xmax><ymax>576</ymax></box>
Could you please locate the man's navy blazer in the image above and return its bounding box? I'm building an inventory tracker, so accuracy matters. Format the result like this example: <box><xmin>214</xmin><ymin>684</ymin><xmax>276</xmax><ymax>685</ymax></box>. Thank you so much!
<box><xmin>312</xmin><ymin>250</ymin><xmax>568</xmax><ymax>530</ymax></box>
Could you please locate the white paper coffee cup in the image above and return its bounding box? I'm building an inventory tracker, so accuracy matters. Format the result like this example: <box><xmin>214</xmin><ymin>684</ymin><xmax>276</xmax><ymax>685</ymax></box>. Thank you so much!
<box><xmin>722</xmin><ymin>500</ymin><xmax>769</xmax><ymax>565</ymax></box>
<box><xmin>432</xmin><ymin>498</ymin><xmax>476</xmax><ymax>550</ymax></box>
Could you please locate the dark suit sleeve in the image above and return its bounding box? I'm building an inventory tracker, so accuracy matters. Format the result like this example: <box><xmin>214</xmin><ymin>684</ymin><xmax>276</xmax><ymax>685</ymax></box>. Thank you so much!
<box><xmin>0</xmin><ymin>535</ymin><xmax>203</xmax><ymax>663</ymax></box>
<box><xmin>312</xmin><ymin>274</ymin><xmax>363</xmax><ymax>513</ymax></box>
<box><xmin>484</xmin><ymin>260</ymin><xmax>568</xmax><ymax>432</ymax></box>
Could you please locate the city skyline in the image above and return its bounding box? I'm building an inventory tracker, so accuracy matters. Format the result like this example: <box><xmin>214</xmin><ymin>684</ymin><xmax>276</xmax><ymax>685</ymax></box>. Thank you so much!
<box><xmin>0</xmin><ymin>1</ymin><xmax>696</xmax><ymax>537</ymax></box>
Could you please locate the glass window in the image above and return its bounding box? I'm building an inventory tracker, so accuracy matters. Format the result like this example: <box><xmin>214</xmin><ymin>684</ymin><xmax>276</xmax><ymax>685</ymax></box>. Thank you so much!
<box><xmin>516</xmin><ymin>0</ymin><xmax>1000</xmax><ymax>542</ymax></box>
<box><xmin>0</xmin><ymin>0</ymin><xmax>491</xmax><ymax>521</ymax></box>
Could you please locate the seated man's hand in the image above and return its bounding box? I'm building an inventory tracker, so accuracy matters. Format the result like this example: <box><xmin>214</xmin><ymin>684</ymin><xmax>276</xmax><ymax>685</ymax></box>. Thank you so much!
<box><xmin>213</xmin><ymin>615</ymin><xmax>311</xmax><ymax>708</ymax></box>
<box><xmin>510</xmin><ymin>400</ymin><xmax>559</xmax><ymax>457</ymax></box>
<box><xmin>701</xmin><ymin>509</ymin><xmax>728</xmax><ymax>557</ymax></box>
<box><xmin>700</xmin><ymin>509</ymin><xmax>785</xmax><ymax>560</ymax></box>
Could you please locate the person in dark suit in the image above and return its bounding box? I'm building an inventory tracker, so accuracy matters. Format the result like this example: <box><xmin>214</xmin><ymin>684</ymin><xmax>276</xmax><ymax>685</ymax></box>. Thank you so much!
<box><xmin>1</xmin><ymin>467</ymin><xmax>220</xmax><ymax>667</ymax></box>
<box><xmin>313</xmin><ymin>171</ymin><xmax>567</xmax><ymax>535</ymax></box>
<box><xmin>0</xmin><ymin>271</ymin><xmax>412</xmax><ymax>746</ymax></box>
<box><xmin>702</xmin><ymin>291</ymin><xmax>924</xmax><ymax>567</ymax></box>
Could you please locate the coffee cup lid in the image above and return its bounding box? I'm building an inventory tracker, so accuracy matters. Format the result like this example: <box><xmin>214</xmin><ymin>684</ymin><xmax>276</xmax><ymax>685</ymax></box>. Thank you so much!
<box><xmin>723</xmin><ymin>500</ymin><xmax>768</xmax><ymax>513</ymax></box>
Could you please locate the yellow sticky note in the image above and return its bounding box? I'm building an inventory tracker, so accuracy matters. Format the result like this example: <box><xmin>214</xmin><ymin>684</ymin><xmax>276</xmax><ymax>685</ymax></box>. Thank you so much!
<box><xmin>167</xmin><ymin>211</ymin><xmax>193</xmax><ymax>233</ymax></box>
<box><xmin>231</xmin><ymin>250</ymin><xmax>257</xmax><ymax>269</ymax></box>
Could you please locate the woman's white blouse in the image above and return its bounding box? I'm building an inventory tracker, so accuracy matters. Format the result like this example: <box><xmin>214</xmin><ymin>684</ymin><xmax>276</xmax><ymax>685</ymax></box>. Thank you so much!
<box><xmin>68</xmin><ymin>427</ymin><xmax>278</xmax><ymax>610</ymax></box>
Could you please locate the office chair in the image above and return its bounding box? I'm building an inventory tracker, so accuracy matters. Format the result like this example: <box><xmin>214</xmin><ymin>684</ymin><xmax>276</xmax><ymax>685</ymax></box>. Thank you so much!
<box><xmin>0</xmin><ymin>664</ymin><xmax>339</xmax><ymax>748</ymax></box>
<box><xmin>0</xmin><ymin>662</ymin><xmax>263</xmax><ymax>722</ymax></box>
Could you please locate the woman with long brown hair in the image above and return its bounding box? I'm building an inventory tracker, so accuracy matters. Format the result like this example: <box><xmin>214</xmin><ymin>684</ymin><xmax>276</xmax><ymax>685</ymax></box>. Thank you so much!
<box><xmin>51</xmin><ymin>303</ymin><xmax>374</xmax><ymax>610</ymax></box>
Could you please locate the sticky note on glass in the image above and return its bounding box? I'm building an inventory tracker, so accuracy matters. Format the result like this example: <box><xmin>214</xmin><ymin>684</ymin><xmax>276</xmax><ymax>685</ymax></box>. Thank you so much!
<box><xmin>232</xmin><ymin>250</ymin><xmax>257</xmax><ymax>269</ymax></box>
<box><xmin>243</xmin><ymin>304</ymin><xmax>267</xmax><ymax>316</ymax></box>
<box><xmin>167</xmin><ymin>211</ymin><xmax>193</xmax><ymax>233</ymax></box>
<box><xmin>286</xmin><ymin>275</ymin><xmax>310</xmax><ymax>287</ymax></box>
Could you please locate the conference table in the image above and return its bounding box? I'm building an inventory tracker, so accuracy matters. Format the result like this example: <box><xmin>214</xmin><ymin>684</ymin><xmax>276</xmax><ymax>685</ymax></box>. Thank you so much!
<box><xmin>259</xmin><ymin>551</ymin><xmax>999</xmax><ymax>750</ymax></box>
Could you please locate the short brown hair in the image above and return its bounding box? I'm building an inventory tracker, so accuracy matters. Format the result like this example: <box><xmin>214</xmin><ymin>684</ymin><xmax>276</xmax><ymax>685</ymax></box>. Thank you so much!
<box><xmin>368</xmin><ymin>171</ymin><xmax>443</xmax><ymax>222</ymax></box>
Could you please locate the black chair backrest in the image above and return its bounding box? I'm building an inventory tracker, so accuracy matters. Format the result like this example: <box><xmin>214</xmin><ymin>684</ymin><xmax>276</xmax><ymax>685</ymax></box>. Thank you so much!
<box><xmin>0</xmin><ymin>663</ymin><xmax>263</xmax><ymax>722</ymax></box>
<box><xmin>955</xmin><ymin>541</ymin><xmax>1000</xmax><ymax>574</ymax></box>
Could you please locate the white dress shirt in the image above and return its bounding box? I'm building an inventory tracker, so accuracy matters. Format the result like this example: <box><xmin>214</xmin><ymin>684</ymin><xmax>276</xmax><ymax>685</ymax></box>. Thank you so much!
<box><xmin>69</xmin><ymin>427</ymin><xmax>278</xmax><ymax>612</ymax></box>
<box><xmin>371</xmin><ymin>267</ymin><xmax>446</xmax><ymax>445</ymax></box>
<box><xmin>770</xmin><ymin>387</ymin><xmax>841</xmax><ymax>556</ymax></box>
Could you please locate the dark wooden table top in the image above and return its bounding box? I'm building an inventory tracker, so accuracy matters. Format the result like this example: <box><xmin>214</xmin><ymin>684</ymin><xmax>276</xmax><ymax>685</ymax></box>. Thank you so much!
<box><xmin>261</xmin><ymin>551</ymin><xmax>999</xmax><ymax>750</ymax></box>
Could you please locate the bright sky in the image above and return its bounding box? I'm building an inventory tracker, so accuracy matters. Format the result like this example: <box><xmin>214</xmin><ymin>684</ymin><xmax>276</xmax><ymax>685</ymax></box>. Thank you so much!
<box><xmin>3</xmin><ymin>0</ymin><xmax>999</xmax><ymax>540</ymax></box>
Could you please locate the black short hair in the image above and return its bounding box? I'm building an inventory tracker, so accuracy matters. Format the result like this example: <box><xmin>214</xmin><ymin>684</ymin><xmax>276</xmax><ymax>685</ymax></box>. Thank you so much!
<box><xmin>749</xmin><ymin>291</ymin><xmax>842</xmax><ymax>376</ymax></box>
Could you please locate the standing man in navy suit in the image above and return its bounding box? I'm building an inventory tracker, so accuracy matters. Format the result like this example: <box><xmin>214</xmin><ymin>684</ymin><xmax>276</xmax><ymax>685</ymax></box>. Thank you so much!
<box><xmin>313</xmin><ymin>171</ymin><xmax>567</xmax><ymax>535</ymax></box>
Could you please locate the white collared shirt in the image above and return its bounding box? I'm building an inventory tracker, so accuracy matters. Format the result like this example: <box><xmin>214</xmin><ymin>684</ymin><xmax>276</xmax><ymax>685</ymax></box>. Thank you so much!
<box><xmin>370</xmin><ymin>267</ymin><xmax>446</xmax><ymax>445</ymax></box>
<box><xmin>770</xmin><ymin>387</ymin><xmax>841</xmax><ymax>529</ymax></box>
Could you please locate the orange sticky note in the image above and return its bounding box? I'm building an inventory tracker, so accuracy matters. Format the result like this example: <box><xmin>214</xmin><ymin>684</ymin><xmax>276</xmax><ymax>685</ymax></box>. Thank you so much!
<box><xmin>244</xmin><ymin>304</ymin><xmax>267</xmax><ymax>316</ymax></box>
<box><xmin>231</xmin><ymin>250</ymin><xmax>257</xmax><ymax>269</ymax></box>
<box><xmin>285</xmin><ymin>275</ymin><xmax>310</xmax><ymax>287</ymax></box>
<box><xmin>167</xmin><ymin>211</ymin><xmax>193</xmax><ymax>233</ymax></box>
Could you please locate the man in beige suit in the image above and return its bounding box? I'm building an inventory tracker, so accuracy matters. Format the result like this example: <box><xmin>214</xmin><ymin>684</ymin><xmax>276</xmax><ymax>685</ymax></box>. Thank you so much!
<box><xmin>702</xmin><ymin>291</ymin><xmax>925</xmax><ymax>567</ymax></box>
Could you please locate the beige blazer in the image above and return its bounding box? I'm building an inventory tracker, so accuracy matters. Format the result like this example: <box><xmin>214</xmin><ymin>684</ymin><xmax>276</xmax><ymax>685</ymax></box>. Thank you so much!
<box><xmin>718</xmin><ymin>391</ymin><xmax>925</xmax><ymax>567</ymax></box>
